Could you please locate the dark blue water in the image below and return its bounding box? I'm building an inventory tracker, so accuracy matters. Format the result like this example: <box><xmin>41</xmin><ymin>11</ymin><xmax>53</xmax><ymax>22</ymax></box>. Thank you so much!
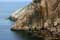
<box><xmin>0</xmin><ymin>1</ymin><xmax>43</xmax><ymax>40</ymax></box>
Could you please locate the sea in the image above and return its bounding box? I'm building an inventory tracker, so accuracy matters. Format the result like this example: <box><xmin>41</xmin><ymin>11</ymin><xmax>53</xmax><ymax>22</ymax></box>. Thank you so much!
<box><xmin>0</xmin><ymin>1</ymin><xmax>43</xmax><ymax>40</ymax></box>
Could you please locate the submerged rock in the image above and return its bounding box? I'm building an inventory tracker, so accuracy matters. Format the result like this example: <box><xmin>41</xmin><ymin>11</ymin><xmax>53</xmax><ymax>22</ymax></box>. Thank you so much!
<box><xmin>10</xmin><ymin>0</ymin><xmax>60</xmax><ymax>40</ymax></box>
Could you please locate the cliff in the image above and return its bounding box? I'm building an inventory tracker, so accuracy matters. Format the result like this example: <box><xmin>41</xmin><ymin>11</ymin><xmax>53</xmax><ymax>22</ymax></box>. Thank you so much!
<box><xmin>10</xmin><ymin>0</ymin><xmax>60</xmax><ymax>40</ymax></box>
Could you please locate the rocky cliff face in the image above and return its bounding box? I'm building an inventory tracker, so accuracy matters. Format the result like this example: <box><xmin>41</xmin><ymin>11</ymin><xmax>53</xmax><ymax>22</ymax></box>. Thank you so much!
<box><xmin>10</xmin><ymin>0</ymin><xmax>60</xmax><ymax>40</ymax></box>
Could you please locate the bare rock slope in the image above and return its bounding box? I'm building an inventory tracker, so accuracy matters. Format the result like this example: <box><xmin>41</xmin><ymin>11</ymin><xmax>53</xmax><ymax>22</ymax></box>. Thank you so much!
<box><xmin>10</xmin><ymin>0</ymin><xmax>60</xmax><ymax>40</ymax></box>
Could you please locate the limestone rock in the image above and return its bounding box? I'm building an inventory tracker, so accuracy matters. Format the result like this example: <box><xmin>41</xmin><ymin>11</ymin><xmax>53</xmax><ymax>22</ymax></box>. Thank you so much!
<box><xmin>10</xmin><ymin>0</ymin><xmax>60</xmax><ymax>40</ymax></box>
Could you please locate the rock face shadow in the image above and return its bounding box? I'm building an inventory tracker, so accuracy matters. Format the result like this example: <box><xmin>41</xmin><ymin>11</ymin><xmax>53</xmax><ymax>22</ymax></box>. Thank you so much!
<box><xmin>12</xmin><ymin>31</ymin><xmax>44</xmax><ymax>40</ymax></box>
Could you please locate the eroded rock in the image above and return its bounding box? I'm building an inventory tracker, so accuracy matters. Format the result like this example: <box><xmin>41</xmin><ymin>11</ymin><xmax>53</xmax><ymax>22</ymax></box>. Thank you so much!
<box><xmin>10</xmin><ymin>0</ymin><xmax>60</xmax><ymax>40</ymax></box>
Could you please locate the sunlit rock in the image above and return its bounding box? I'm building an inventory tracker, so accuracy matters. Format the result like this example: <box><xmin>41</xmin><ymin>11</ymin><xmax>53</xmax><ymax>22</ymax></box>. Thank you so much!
<box><xmin>10</xmin><ymin>0</ymin><xmax>60</xmax><ymax>40</ymax></box>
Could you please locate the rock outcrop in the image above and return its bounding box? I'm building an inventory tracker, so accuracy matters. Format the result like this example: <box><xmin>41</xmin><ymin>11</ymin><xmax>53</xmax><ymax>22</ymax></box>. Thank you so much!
<box><xmin>10</xmin><ymin>0</ymin><xmax>60</xmax><ymax>40</ymax></box>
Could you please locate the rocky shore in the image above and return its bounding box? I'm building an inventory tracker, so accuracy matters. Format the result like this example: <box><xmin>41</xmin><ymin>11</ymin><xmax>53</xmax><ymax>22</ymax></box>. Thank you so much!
<box><xmin>9</xmin><ymin>0</ymin><xmax>60</xmax><ymax>40</ymax></box>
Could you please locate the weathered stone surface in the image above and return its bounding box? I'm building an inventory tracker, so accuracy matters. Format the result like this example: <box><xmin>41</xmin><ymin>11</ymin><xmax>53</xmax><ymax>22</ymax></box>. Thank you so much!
<box><xmin>10</xmin><ymin>0</ymin><xmax>60</xmax><ymax>40</ymax></box>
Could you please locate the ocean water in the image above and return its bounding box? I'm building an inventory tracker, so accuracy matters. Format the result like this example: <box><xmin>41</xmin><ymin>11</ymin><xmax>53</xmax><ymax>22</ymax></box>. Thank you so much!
<box><xmin>0</xmin><ymin>2</ymin><xmax>31</xmax><ymax>30</ymax></box>
<box><xmin>0</xmin><ymin>1</ymin><xmax>43</xmax><ymax>40</ymax></box>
